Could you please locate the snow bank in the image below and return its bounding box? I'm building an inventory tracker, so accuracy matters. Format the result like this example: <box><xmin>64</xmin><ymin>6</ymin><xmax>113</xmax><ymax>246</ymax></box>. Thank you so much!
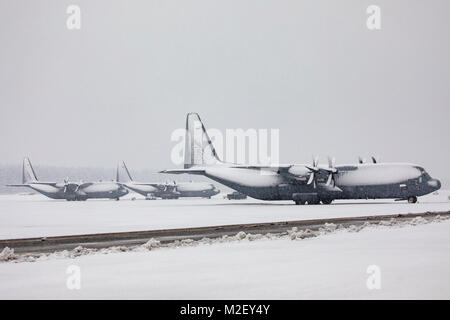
<box><xmin>0</xmin><ymin>247</ymin><xmax>17</xmax><ymax>262</ymax></box>
<box><xmin>2</xmin><ymin>214</ymin><xmax>448</xmax><ymax>264</ymax></box>
<box><xmin>1</xmin><ymin>217</ymin><xmax>450</xmax><ymax>299</ymax></box>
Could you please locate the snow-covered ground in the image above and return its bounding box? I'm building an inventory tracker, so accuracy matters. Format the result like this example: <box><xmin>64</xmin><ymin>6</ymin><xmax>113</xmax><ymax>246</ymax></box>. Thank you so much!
<box><xmin>0</xmin><ymin>218</ymin><xmax>449</xmax><ymax>299</ymax></box>
<box><xmin>0</xmin><ymin>191</ymin><xmax>449</xmax><ymax>239</ymax></box>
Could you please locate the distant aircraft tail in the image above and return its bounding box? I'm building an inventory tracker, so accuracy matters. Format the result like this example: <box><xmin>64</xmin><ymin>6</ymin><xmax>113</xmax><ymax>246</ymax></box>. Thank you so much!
<box><xmin>184</xmin><ymin>113</ymin><xmax>223</xmax><ymax>168</ymax></box>
<box><xmin>117</xmin><ymin>160</ymin><xmax>133</xmax><ymax>182</ymax></box>
<box><xmin>23</xmin><ymin>157</ymin><xmax>38</xmax><ymax>183</ymax></box>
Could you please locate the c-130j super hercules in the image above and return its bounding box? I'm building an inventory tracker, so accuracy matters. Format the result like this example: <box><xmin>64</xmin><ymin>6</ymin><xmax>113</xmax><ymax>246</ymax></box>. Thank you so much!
<box><xmin>162</xmin><ymin>113</ymin><xmax>441</xmax><ymax>205</ymax></box>
<box><xmin>7</xmin><ymin>158</ymin><xmax>128</xmax><ymax>201</ymax></box>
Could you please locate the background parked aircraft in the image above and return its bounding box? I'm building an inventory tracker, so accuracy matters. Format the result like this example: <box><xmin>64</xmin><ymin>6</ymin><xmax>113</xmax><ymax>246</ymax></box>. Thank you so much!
<box><xmin>7</xmin><ymin>158</ymin><xmax>128</xmax><ymax>201</ymax></box>
<box><xmin>162</xmin><ymin>113</ymin><xmax>441</xmax><ymax>205</ymax></box>
<box><xmin>117</xmin><ymin>161</ymin><xmax>219</xmax><ymax>199</ymax></box>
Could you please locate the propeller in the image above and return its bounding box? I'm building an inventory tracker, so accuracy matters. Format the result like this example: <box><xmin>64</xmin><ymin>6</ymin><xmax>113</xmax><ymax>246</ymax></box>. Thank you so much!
<box><xmin>305</xmin><ymin>156</ymin><xmax>319</xmax><ymax>188</ymax></box>
<box><xmin>75</xmin><ymin>180</ymin><xmax>83</xmax><ymax>192</ymax></box>
<box><xmin>63</xmin><ymin>177</ymin><xmax>69</xmax><ymax>193</ymax></box>
<box><xmin>359</xmin><ymin>156</ymin><xmax>378</xmax><ymax>164</ymax></box>
<box><xmin>324</xmin><ymin>156</ymin><xmax>338</xmax><ymax>187</ymax></box>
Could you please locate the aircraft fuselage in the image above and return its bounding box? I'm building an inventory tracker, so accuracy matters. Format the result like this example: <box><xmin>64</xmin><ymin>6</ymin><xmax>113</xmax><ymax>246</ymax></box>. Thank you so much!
<box><xmin>26</xmin><ymin>182</ymin><xmax>128</xmax><ymax>201</ymax></box>
<box><xmin>200</xmin><ymin>163</ymin><xmax>440</xmax><ymax>202</ymax></box>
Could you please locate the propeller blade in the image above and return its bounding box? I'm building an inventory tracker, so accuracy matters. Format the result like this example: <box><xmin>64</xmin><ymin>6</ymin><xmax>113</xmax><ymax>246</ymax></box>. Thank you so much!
<box><xmin>307</xmin><ymin>172</ymin><xmax>315</xmax><ymax>185</ymax></box>
<box><xmin>326</xmin><ymin>173</ymin><xmax>333</xmax><ymax>186</ymax></box>
<box><xmin>328</xmin><ymin>156</ymin><xmax>335</xmax><ymax>168</ymax></box>
<box><xmin>313</xmin><ymin>155</ymin><xmax>319</xmax><ymax>167</ymax></box>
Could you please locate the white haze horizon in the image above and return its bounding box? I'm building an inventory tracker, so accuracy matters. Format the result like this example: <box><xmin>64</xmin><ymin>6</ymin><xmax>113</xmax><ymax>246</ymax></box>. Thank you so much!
<box><xmin>0</xmin><ymin>1</ymin><xmax>449</xmax><ymax>182</ymax></box>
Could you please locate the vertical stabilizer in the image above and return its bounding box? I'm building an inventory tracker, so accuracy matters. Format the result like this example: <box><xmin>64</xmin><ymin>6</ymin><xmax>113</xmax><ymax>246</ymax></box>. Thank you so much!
<box><xmin>117</xmin><ymin>161</ymin><xmax>133</xmax><ymax>182</ymax></box>
<box><xmin>184</xmin><ymin>113</ymin><xmax>222</xmax><ymax>168</ymax></box>
<box><xmin>23</xmin><ymin>157</ymin><xmax>38</xmax><ymax>183</ymax></box>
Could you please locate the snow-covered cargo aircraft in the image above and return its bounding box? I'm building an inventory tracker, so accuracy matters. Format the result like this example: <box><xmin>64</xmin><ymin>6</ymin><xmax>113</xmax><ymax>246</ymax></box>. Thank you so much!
<box><xmin>161</xmin><ymin>113</ymin><xmax>441</xmax><ymax>205</ymax></box>
<box><xmin>7</xmin><ymin>158</ymin><xmax>128</xmax><ymax>201</ymax></box>
<box><xmin>117</xmin><ymin>161</ymin><xmax>220</xmax><ymax>199</ymax></box>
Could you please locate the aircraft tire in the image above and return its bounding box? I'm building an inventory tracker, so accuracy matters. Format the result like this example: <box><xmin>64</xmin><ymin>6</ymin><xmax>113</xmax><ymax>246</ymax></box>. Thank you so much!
<box><xmin>321</xmin><ymin>199</ymin><xmax>333</xmax><ymax>205</ymax></box>
<box><xmin>294</xmin><ymin>200</ymin><xmax>305</xmax><ymax>205</ymax></box>
<box><xmin>407</xmin><ymin>196</ymin><xmax>417</xmax><ymax>203</ymax></box>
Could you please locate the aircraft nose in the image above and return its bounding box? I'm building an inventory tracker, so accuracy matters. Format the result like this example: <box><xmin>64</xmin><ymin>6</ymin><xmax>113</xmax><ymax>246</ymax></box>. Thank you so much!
<box><xmin>427</xmin><ymin>179</ymin><xmax>441</xmax><ymax>190</ymax></box>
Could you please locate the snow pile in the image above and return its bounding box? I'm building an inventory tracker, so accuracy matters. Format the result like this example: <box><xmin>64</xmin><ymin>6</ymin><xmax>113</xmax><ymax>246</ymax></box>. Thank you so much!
<box><xmin>410</xmin><ymin>216</ymin><xmax>428</xmax><ymax>225</ymax></box>
<box><xmin>1</xmin><ymin>214</ymin><xmax>448</xmax><ymax>264</ymax></box>
<box><xmin>0</xmin><ymin>247</ymin><xmax>16</xmax><ymax>262</ymax></box>
<box><xmin>141</xmin><ymin>239</ymin><xmax>161</xmax><ymax>250</ymax></box>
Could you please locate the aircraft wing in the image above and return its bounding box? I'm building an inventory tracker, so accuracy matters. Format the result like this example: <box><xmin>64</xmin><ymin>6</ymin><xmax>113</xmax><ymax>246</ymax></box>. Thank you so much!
<box><xmin>77</xmin><ymin>182</ymin><xmax>94</xmax><ymax>189</ymax></box>
<box><xmin>229</xmin><ymin>165</ymin><xmax>292</xmax><ymax>170</ymax></box>
<box><xmin>29</xmin><ymin>181</ymin><xmax>58</xmax><ymax>186</ymax></box>
<box><xmin>6</xmin><ymin>184</ymin><xmax>30</xmax><ymax>187</ymax></box>
<box><xmin>129</xmin><ymin>183</ymin><xmax>165</xmax><ymax>187</ymax></box>
<box><xmin>160</xmin><ymin>169</ymin><xmax>206</xmax><ymax>174</ymax></box>
<box><xmin>161</xmin><ymin>165</ymin><xmax>293</xmax><ymax>174</ymax></box>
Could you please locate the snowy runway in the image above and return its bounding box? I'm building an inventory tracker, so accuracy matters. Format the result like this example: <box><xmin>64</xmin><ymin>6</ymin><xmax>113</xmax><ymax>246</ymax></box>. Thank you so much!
<box><xmin>1</xmin><ymin>191</ymin><xmax>450</xmax><ymax>240</ymax></box>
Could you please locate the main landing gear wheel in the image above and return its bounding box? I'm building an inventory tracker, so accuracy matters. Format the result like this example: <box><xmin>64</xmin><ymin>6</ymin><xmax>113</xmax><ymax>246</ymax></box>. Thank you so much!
<box><xmin>294</xmin><ymin>200</ymin><xmax>305</xmax><ymax>205</ymax></box>
<box><xmin>321</xmin><ymin>199</ymin><xmax>333</xmax><ymax>205</ymax></box>
<box><xmin>407</xmin><ymin>196</ymin><xmax>417</xmax><ymax>203</ymax></box>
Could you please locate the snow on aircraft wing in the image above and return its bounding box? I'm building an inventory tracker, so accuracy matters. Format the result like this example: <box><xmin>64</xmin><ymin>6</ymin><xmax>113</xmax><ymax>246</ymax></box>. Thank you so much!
<box><xmin>160</xmin><ymin>168</ymin><xmax>206</xmax><ymax>174</ymax></box>
<box><xmin>128</xmin><ymin>183</ymin><xmax>167</xmax><ymax>189</ymax></box>
<box><xmin>77</xmin><ymin>182</ymin><xmax>94</xmax><ymax>189</ymax></box>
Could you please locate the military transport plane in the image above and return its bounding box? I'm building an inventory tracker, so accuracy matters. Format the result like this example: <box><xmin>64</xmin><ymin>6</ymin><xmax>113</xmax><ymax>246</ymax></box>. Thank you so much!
<box><xmin>117</xmin><ymin>161</ymin><xmax>220</xmax><ymax>199</ymax></box>
<box><xmin>7</xmin><ymin>158</ymin><xmax>128</xmax><ymax>201</ymax></box>
<box><xmin>161</xmin><ymin>113</ymin><xmax>441</xmax><ymax>205</ymax></box>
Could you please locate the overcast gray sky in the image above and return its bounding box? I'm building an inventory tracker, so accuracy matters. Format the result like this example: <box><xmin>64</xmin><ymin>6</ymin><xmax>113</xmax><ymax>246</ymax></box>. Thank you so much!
<box><xmin>0</xmin><ymin>0</ymin><xmax>449</xmax><ymax>180</ymax></box>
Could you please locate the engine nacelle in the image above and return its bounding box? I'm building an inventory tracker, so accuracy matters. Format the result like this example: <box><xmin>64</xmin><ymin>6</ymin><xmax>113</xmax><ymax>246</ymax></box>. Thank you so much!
<box><xmin>287</xmin><ymin>165</ymin><xmax>311</xmax><ymax>177</ymax></box>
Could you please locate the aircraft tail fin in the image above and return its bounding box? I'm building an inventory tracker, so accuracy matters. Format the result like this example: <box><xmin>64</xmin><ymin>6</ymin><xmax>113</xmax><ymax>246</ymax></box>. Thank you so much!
<box><xmin>117</xmin><ymin>161</ymin><xmax>133</xmax><ymax>182</ymax></box>
<box><xmin>23</xmin><ymin>157</ymin><xmax>38</xmax><ymax>183</ymax></box>
<box><xmin>184</xmin><ymin>113</ymin><xmax>223</xmax><ymax>168</ymax></box>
